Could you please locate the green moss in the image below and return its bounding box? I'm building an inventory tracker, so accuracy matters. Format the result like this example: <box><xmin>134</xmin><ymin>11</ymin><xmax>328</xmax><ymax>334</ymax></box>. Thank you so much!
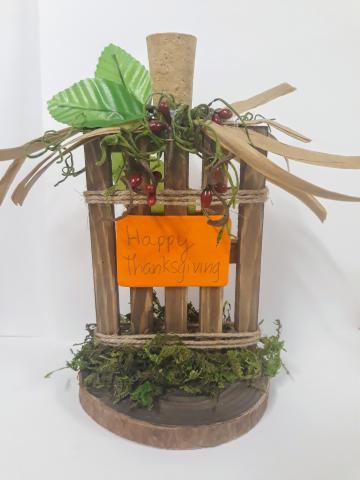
<box><xmin>57</xmin><ymin>321</ymin><xmax>286</xmax><ymax>409</ymax></box>
<box><xmin>46</xmin><ymin>294</ymin><xmax>286</xmax><ymax>409</ymax></box>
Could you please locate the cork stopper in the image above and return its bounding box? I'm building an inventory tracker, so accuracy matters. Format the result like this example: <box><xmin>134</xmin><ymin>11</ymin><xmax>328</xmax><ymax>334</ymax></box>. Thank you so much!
<box><xmin>146</xmin><ymin>33</ymin><xmax>197</xmax><ymax>105</ymax></box>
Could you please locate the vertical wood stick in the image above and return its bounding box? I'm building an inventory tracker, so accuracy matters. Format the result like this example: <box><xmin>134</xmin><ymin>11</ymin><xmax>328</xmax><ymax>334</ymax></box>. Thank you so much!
<box><xmin>127</xmin><ymin>155</ymin><xmax>153</xmax><ymax>334</ymax></box>
<box><xmin>234</xmin><ymin>127</ymin><xmax>267</xmax><ymax>332</ymax></box>
<box><xmin>199</xmin><ymin>140</ymin><xmax>224</xmax><ymax>333</ymax></box>
<box><xmin>85</xmin><ymin>140</ymin><xmax>120</xmax><ymax>335</ymax></box>
<box><xmin>130</xmin><ymin>256</ymin><xmax>153</xmax><ymax>333</ymax></box>
<box><xmin>199</xmin><ymin>287</ymin><xmax>224</xmax><ymax>333</ymax></box>
<box><xmin>147</xmin><ymin>33</ymin><xmax>196</xmax><ymax>333</ymax></box>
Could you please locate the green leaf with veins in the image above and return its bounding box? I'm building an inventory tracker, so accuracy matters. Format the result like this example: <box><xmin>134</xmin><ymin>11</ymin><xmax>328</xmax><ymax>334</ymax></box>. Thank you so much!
<box><xmin>95</xmin><ymin>43</ymin><xmax>151</xmax><ymax>104</ymax></box>
<box><xmin>48</xmin><ymin>78</ymin><xmax>144</xmax><ymax>128</ymax></box>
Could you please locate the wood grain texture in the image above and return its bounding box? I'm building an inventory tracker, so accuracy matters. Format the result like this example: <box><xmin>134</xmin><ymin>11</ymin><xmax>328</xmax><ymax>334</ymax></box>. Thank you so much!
<box><xmin>164</xmin><ymin>141</ymin><xmax>188</xmax><ymax>332</ymax></box>
<box><xmin>85</xmin><ymin>141</ymin><xmax>119</xmax><ymax>335</ymax></box>
<box><xmin>199</xmin><ymin>287</ymin><xmax>224</xmax><ymax>332</ymax></box>
<box><xmin>129</xmin><ymin>207</ymin><xmax>153</xmax><ymax>334</ymax></box>
<box><xmin>147</xmin><ymin>34</ymin><xmax>196</xmax><ymax>334</ymax></box>
<box><xmin>199</xmin><ymin>144</ymin><xmax>224</xmax><ymax>333</ymax></box>
<box><xmin>234</xmin><ymin>127</ymin><xmax>268</xmax><ymax>332</ymax></box>
<box><xmin>230</xmin><ymin>239</ymin><xmax>238</xmax><ymax>263</ymax></box>
<box><xmin>79</xmin><ymin>378</ymin><xmax>269</xmax><ymax>449</ymax></box>
<box><xmin>126</xmin><ymin>155</ymin><xmax>153</xmax><ymax>334</ymax></box>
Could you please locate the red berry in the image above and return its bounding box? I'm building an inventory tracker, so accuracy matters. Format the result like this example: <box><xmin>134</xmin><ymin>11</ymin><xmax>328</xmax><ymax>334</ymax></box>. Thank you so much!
<box><xmin>212</xmin><ymin>113</ymin><xmax>222</xmax><ymax>124</ymax></box>
<box><xmin>129</xmin><ymin>173</ymin><xmax>142</xmax><ymax>188</ymax></box>
<box><xmin>147</xmin><ymin>193</ymin><xmax>157</xmax><ymax>206</ymax></box>
<box><xmin>200</xmin><ymin>187</ymin><xmax>213</xmax><ymax>208</ymax></box>
<box><xmin>214</xmin><ymin>183</ymin><xmax>228</xmax><ymax>193</ymax></box>
<box><xmin>146</xmin><ymin>183</ymin><xmax>156</xmax><ymax>194</ymax></box>
<box><xmin>218</xmin><ymin>108</ymin><xmax>233</xmax><ymax>120</ymax></box>
<box><xmin>153</xmin><ymin>170</ymin><xmax>163</xmax><ymax>182</ymax></box>
<box><xmin>158</xmin><ymin>100</ymin><xmax>170</xmax><ymax>119</ymax></box>
<box><xmin>149</xmin><ymin>120</ymin><xmax>164</xmax><ymax>134</ymax></box>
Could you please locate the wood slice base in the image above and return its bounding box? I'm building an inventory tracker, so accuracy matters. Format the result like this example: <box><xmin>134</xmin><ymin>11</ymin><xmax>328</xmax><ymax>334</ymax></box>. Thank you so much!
<box><xmin>79</xmin><ymin>378</ymin><xmax>269</xmax><ymax>449</ymax></box>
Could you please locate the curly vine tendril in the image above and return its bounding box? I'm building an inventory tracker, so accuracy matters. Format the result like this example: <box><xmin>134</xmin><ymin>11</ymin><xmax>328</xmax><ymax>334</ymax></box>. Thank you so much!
<box><xmin>27</xmin><ymin>97</ymin><xmax>260</xmax><ymax>230</ymax></box>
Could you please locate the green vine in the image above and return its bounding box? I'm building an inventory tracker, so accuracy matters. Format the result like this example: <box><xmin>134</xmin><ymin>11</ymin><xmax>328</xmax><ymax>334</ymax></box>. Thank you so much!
<box><xmin>29</xmin><ymin>92</ymin><xmax>258</xmax><ymax>235</ymax></box>
<box><xmin>78</xmin><ymin>99</ymin><xmax>254</xmax><ymax>236</ymax></box>
<box><xmin>18</xmin><ymin>44</ymin><xmax>277</xmax><ymax>234</ymax></box>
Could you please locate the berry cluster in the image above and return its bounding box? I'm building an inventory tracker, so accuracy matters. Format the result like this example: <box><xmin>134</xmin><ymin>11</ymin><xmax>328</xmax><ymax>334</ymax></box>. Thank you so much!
<box><xmin>124</xmin><ymin>100</ymin><xmax>235</xmax><ymax>213</ymax></box>
<box><xmin>129</xmin><ymin>170</ymin><xmax>162</xmax><ymax>206</ymax></box>
<box><xmin>147</xmin><ymin>100</ymin><xmax>172</xmax><ymax>135</ymax></box>
<box><xmin>200</xmin><ymin>165</ymin><xmax>228</xmax><ymax>209</ymax></box>
<box><xmin>211</xmin><ymin>108</ymin><xmax>233</xmax><ymax>125</ymax></box>
<box><xmin>147</xmin><ymin>102</ymin><xmax>233</xmax><ymax>134</ymax></box>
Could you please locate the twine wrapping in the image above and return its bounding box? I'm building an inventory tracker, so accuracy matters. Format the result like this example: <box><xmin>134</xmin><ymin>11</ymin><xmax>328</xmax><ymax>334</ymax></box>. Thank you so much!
<box><xmin>84</xmin><ymin>187</ymin><xmax>268</xmax><ymax>207</ymax></box>
<box><xmin>95</xmin><ymin>330</ymin><xmax>262</xmax><ymax>350</ymax></box>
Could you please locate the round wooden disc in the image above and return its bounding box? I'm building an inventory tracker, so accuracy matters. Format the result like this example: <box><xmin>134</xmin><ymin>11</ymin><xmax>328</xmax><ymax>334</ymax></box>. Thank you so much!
<box><xmin>79</xmin><ymin>378</ymin><xmax>269</xmax><ymax>449</ymax></box>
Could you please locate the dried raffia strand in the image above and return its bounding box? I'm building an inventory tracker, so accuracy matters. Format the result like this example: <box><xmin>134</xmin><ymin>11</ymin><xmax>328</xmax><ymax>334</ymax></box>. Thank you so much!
<box><xmin>2</xmin><ymin>83</ymin><xmax>360</xmax><ymax>222</ymax></box>
<box><xmin>24</xmin><ymin>128</ymin><xmax>83</xmax><ymax>186</ymax></box>
<box><xmin>0</xmin><ymin>127</ymin><xmax>74</xmax><ymax>161</ymax></box>
<box><xmin>0</xmin><ymin>157</ymin><xmax>26</xmax><ymax>205</ymax></box>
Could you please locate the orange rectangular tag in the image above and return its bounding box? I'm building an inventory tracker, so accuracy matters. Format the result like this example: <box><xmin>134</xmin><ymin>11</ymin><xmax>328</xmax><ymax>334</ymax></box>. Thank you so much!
<box><xmin>116</xmin><ymin>216</ymin><xmax>230</xmax><ymax>287</ymax></box>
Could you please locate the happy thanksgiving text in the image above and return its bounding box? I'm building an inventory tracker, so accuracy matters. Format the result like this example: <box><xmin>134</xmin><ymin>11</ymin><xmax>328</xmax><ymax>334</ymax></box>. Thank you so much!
<box><xmin>116</xmin><ymin>216</ymin><xmax>230</xmax><ymax>287</ymax></box>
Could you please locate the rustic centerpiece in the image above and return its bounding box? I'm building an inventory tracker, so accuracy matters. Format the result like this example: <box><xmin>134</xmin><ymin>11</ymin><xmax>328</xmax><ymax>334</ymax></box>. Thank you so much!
<box><xmin>2</xmin><ymin>32</ymin><xmax>360</xmax><ymax>449</ymax></box>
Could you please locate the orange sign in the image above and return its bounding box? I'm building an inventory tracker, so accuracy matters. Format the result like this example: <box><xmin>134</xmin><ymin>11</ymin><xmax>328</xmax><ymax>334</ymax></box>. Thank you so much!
<box><xmin>116</xmin><ymin>216</ymin><xmax>230</xmax><ymax>287</ymax></box>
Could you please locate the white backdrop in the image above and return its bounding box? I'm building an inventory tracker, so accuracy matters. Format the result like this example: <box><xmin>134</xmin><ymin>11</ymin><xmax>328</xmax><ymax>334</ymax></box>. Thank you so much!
<box><xmin>1</xmin><ymin>1</ymin><xmax>360</xmax><ymax>479</ymax></box>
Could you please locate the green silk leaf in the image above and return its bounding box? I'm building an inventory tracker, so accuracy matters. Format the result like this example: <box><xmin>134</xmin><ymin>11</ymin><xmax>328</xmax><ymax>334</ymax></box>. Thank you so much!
<box><xmin>95</xmin><ymin>44</ymin><xmax>151</xmax><ymax>104</ymax></box>
<box><xmin>47</xmin><ymin>78</ymin><xmax>144</xmax><ymax>128</ymax></box>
